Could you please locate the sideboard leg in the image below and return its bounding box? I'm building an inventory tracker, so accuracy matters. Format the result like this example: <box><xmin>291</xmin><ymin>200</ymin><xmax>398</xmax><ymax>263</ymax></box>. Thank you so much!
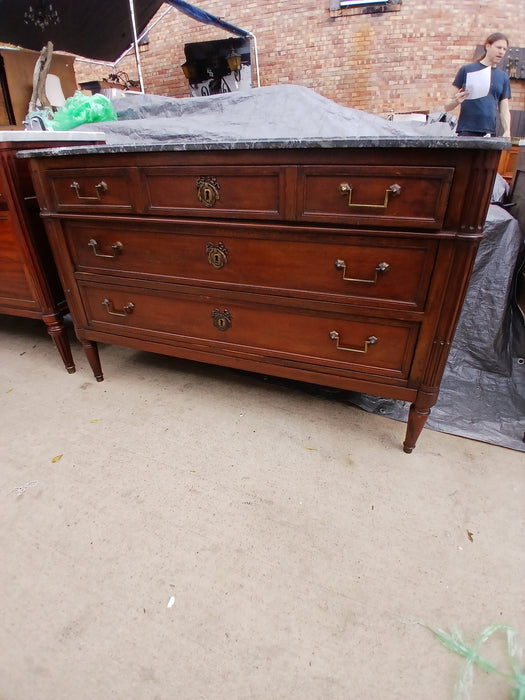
<box><xmin>43</xmin><ymin>313</ymin><xmax>75</xmax><ymax>374</ymax></box>
<box><xmin>81</xmin><ymin>340</ymin><xmax>104</xmax><ymax>382</ymax></box>
<box><xmin>403</xmin><ymin>390</ymin><xmax>437</xmax><ymax>453</ymax></box>
<box><xmin>403</xmin><ymin>403</ymin><xmax>429</xmax><ymax>453</ymax></box>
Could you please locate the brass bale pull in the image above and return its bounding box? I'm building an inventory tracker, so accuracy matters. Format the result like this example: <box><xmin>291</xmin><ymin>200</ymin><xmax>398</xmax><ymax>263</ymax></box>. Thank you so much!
<box><xmin>88</xmin><ymin>239</ymin><xmax>123</xmax><ymax>258</ymax></box>
<box><xmin>329</xmin><ymin>331</ymin><xmax>378</xmax><ymax>353</ymax></box>
<box><xmin>196</xmin><ymin>176</ymin><xmax>220</xmax><ymax>207</ymax></box>
<box><xmin>70</xmin><ymin>180</ymin><xmax>108</xmax><ymax>201</ymax></box>
<box><xmin>339</xmin><ymin>183</ymin><xmax>401</xmax><ymax>209</ymax></box>
<box><xmin>102</xmin><ymin>298</ymin><xmax>135</xmax><ymax>317</ymax></box>
<box><xmin>335</xmin><ymin>259</ymin><xmax>389</xmax><ymax>283</ymax></box>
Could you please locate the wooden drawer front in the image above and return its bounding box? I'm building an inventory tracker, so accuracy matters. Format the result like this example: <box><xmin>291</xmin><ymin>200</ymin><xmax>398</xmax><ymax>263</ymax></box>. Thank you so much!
<box><xmin>298</xmin><ymin>165</ymin><xmax>454</xmax><ymax>229</ymax></box>
<box><xmin>66</xmin><ymin>222</ymin><xmax>436</xmax><ymax>311</ymax></box>
<box><xmin>0</xmin><ymin>214</ymin><xmax>34</xmax><ymax>302</ymax></box>
<box><xmin>141</xmin><ymin>166</ymin><xmax>286</xmax><ymax>219</ymax></box>
<box><xmin>47</xmin><ymin>168</ymin><xmax>136</xmax><ymax>213</ymax></box>
<box><xmin>79</xmin><ymin>282</ymin><xmax>419</xmax><ymax>379</ymax></box>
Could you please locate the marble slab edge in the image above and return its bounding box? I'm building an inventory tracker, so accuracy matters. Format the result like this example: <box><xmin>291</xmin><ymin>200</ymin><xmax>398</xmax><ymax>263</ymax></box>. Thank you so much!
<box><xmin>18</xmin><ymin>135</ymin><xmax>511</xmax><ymax>159</ymax></box>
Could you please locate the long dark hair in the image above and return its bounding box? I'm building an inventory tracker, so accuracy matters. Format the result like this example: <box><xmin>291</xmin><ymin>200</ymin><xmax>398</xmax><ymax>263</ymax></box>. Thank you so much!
<box><xmin>474</xmin><ymin>32</ymin><xmax>509</xmax><ymax>61</ymax></box>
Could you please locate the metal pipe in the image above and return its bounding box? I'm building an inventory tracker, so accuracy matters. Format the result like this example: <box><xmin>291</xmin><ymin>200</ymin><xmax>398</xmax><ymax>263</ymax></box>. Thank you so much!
<box><xmin>128</xmin><ymin>0</ymin><xmax>145</xmax><ymax>92</ymax></box>
<box><xmin>247</xmin><ymin>32</ymin><xmax>261</xmax><ymax>88</ymax></box>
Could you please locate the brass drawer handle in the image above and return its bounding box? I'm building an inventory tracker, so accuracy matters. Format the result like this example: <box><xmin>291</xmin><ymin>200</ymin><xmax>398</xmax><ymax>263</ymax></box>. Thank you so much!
<box><xmin>329</xmin><ymin>331</ymin><xmax>378</xmax><ymax>353</ymax></box>
<box><xmin>196</xmin><ymin>176</ymin><xmax>220</xmax><ymax>207</ymax></box>
<box><xmin>88</xmin><ymin>238</ymin><xmax>123</xmax><ymax>258</ymax></box>
<box><xmin>102</xmin><ymin>298</ymin><xmax>135</xmax><ymax>317</ymax></box>
<box><xmin>335</xmin><ymin>259</ymin><xmax>389</xmax><ymax>283</ymax></box>
<box><xmin>339</xmin><ymin>183</ymin><xmax>401</xmax><ymax>209</ymax></box>
<box><xmin>70</xmin><ymin>180</ymin><xmax>108</xmax><ymax>201</ymax></box>
<box><xmin>206</xmin><ymin>241</ymin><xmax>228</xmax><ymax>269</ymax></box>
<box><xmin>212</xmin><ymin>308</ymin><xmax>232</xmax><ymax>331</ymax></box>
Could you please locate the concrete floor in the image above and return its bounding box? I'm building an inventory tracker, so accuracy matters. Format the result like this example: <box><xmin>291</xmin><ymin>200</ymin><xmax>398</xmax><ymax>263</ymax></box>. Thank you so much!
<box><xmin>1</xmin><ymin>315</ymin><xmax>524</xmax><ymax>700</ymax></box>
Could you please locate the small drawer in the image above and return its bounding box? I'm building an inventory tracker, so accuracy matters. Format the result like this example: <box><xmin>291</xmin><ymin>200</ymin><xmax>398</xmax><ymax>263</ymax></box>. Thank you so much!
<box><xmin>46</xmin><ymin>167</ymin><xmax>136</xmax><ymax>213</ymax></box>
<box><xmin>141</xmin><ymin>165</ymin><xmax>287</xmax><ymax>220</ymax></box>
<box><xmin>66</xmin><ymin>221</ymin><xmax>437</xmax><ymax>311</ymax></box>
<box><xmin>79</xmin><ymin>282</ymin><xmax>419</xmax><ymax>380</ymax></box>
<box><xmin>298</xmin><ymin>165</ymin><xmax>454</xmax><ymax>229</ymax></box>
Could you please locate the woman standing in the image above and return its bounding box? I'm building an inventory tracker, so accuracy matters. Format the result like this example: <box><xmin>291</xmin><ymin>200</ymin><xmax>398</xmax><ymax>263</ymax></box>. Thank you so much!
<box><xmin>445</xmin><ymin>33</ymin><xmax>511</xmax><ymax>137</ymax></box>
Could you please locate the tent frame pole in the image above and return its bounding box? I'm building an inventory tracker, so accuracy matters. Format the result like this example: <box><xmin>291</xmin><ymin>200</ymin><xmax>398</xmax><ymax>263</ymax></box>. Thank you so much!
<box><xmin>128</xmin><ymin>0</ymin><xmax>145</xmax><ymax>92</ymax></box>
<box><xmin>247</xmin><ymin>32</ymin><xmax>260</xmax><ymax>88</ymax></box>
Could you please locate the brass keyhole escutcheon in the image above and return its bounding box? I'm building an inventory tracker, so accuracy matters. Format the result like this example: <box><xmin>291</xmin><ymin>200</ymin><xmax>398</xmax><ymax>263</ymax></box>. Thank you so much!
<box><xmin>212</xmin><ymin>308</ymin><xmax>232</xmax><ymax>331</ymax></box>
<box><xmin>206</xmin><ymin>242</ymin><xmax>228</xmax><ymax>269</ymax></box>
<box><xmin>196</xmin><ymin>176</ymin><xmax>220</xmax><ymax>208</ymax></box>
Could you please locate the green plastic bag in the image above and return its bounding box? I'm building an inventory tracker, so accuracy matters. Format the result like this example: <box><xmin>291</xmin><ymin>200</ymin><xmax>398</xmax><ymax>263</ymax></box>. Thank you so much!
<box><xmin>49</xmin><ymin>91</ymin><xmax>117</xmax><ymax>131</ymax></box>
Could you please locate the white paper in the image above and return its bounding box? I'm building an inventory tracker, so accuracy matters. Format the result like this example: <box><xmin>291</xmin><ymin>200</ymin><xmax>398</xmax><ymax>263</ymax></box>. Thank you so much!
<box><xmin>465</xmin><ymin>66</ymin><xmax>491</xmax><ymax>100</ymax></box>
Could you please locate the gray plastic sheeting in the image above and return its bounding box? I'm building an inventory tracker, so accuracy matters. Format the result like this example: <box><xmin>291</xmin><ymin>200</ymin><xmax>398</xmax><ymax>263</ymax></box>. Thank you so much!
<box><xmin>337</xmin><ymin>201</ymin><xmax>525</xmax><ymax>452</ymax></box>
<box><xmin>74</xmin><ymin>84</ymin><xmax>456</xmax><ymax>143</ymax></box>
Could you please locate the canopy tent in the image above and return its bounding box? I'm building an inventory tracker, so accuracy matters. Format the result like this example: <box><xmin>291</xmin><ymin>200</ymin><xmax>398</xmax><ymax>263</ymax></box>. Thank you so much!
<box><xmin>165</xmin><ymin>0</ymin><xmax>259</xmax><ymax>86</ymax></box>
<box><xmin>165</xmin><ymin>0</ymin><xmax>250</xmax><ymax>39</ymax></box>
<box><xmin>0</xmin><ymin>0</ymin><xmax>259</xmax><ymax>88</ymax></box>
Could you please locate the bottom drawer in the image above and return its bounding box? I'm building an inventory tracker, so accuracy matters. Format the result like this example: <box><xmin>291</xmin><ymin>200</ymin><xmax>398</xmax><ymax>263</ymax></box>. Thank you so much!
<box><xmin>79</xmin><ymin>282</ymin><xmax>419</xmax><ymax>380</ymax></box>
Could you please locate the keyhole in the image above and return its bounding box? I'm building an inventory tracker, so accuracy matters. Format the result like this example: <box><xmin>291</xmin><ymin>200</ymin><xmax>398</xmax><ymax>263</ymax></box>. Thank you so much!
<box><xmin>203</xmin><ymin>188</ymin><xmax>212</xmax><ymax>203</ymax></box>
<box><xmin>211</xmin><ymin>308</ymin><xmax>232</xmax><ymax>331</ymax></box>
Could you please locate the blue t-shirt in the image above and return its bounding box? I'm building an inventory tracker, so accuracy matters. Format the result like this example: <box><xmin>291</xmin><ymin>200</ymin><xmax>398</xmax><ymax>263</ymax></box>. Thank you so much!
<box><xmin>453</xmin><ymin>62</ymin><xmax>511</xmax><ymax>135</ymax></box>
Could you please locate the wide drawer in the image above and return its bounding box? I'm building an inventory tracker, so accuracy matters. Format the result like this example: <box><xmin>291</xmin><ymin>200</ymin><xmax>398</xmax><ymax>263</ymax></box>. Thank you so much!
<box><xmin>45</xmin><ymin>167</ymin><xmax>137</xmax><ymax>213</ymax></box>
<box><xmin>65</xmin><ymin>220</ymin><xmax>437</xmax><ymax>311</ymax></box>
<box><xmin>297</xmin><ymin>165</ymin><xmax>454</xmax><ymax>229</ymax></box>
<box><xmin>140</xmin><ymin>165</ymin><xmax>287</xmax><ymax>220</ymax></box>
<box><xmin>78</xmin><ymin>281</ymin><xmax>419</xmax><ymax>379</ymax></box>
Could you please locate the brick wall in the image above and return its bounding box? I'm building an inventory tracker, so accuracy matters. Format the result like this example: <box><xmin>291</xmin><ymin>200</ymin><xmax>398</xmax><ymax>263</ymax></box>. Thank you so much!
<box><xmin>75</xmin><ymin>0</ymin><xmax>525</xmax><ymax>120</ymax></box>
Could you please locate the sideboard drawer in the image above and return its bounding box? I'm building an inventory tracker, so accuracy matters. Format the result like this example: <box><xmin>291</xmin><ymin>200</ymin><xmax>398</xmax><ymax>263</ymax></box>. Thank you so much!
<box><xmin>79</xmin><ymin>281</ymin><xmax>419</xmax><ymax>379</ymax></box>
<box><xmin>298</xmin><ymin>165</ymin><xmax>454</xmax><ymax>229</ymax></box>
<box><xmin>66</xmin><ymin>221</ymin><xmax>437</xmax><ymax>310</ymax></box>
<box><xmin>140</xmin><ymin>165</ymin><xmax>286</xmax><ymax>219</ymax></box>
<box><xmin>47</xmin><ymin>167</ymin><xmax>136</xmax><ymax>213</ymax></box>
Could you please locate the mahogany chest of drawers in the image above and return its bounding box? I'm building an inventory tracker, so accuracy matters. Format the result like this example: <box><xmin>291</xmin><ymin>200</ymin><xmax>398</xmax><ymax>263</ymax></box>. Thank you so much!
<box><xmin>0</xmin><ymin>134</ymin><xmax>102</xmax><ymax>372</ymax></box>
<box><xmin>26</xmin><ymin>140</ymin><xmax>503</xmax><ymax>451</ymax></box>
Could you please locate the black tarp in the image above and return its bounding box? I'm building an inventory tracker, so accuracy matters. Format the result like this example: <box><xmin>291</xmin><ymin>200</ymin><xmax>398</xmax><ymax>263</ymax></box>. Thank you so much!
<box><xmin>0</xmin><ymin>0</ymin><xmax>251</xmax><ymax>62</ymax></box>
<box><xmin>0</xmin><ymin>0</ymin><xmax>165</xmax><ymax>61</ymax></box>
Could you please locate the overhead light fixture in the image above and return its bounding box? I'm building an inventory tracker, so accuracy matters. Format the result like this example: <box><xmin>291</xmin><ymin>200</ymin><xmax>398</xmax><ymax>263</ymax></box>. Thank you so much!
<box><xmin>24</xmin><ymin>2</ymin><xmax>60</xmax><ymax>31</ymax></box>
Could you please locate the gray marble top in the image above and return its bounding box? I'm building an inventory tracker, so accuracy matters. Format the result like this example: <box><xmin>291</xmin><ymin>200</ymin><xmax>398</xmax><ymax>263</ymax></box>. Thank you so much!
<box><xmin>19</xmin><ymin>135</ymin><xmax>510</xmax><ymax>159</ymax></box>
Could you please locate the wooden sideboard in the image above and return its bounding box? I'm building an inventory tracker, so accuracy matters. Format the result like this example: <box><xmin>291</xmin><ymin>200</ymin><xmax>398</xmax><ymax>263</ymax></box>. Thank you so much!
<box><xmin>0</xmin><ymin>135</ymin><xmax>103</xmax><ymax>372</ymax></box>
<box><xmin>27</xmin><ymin>140</ymin><xmax>502</xmax><ymax>451</ymax></box>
